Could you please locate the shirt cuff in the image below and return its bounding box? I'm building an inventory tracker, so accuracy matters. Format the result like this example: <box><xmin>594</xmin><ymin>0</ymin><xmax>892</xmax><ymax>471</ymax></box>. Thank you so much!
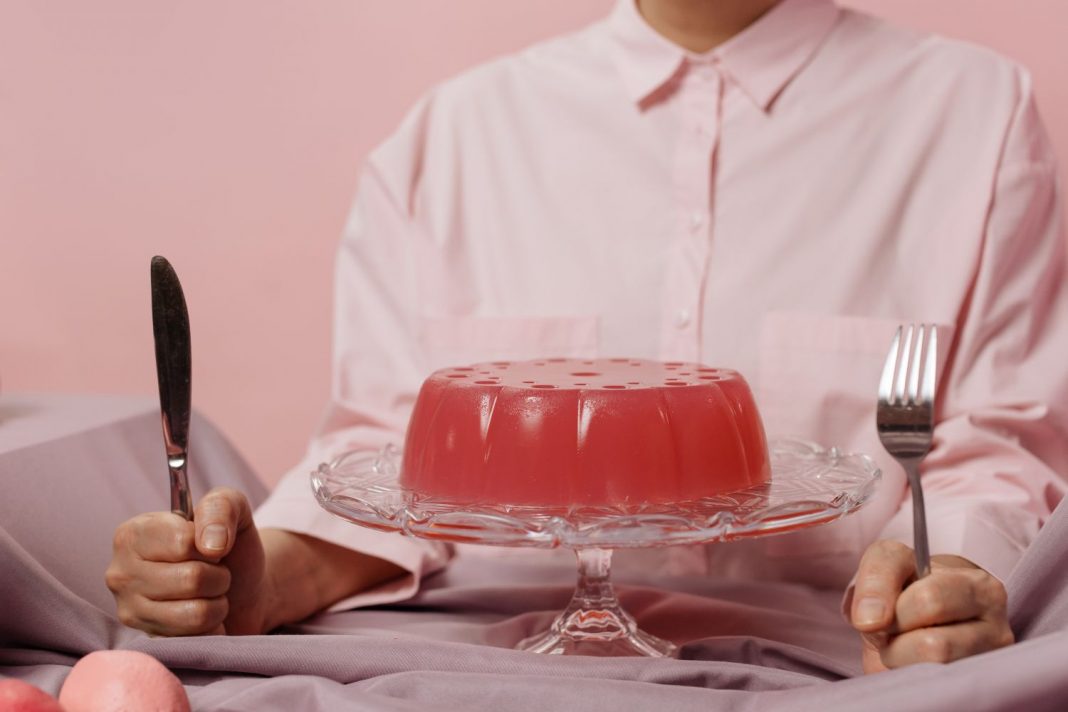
<box><xmin>878</xmin><ymin>498</ymin><xmax>1038</xmax><ymax>584</ymax></box>
<box><xmin>839</xmin><ymin>499</ymin><xmax>1040</xmax><ymax>621</ymax></box>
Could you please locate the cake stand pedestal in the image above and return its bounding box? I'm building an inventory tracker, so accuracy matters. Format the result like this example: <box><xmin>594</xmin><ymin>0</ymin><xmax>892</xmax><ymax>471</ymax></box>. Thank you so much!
<box><xmin>312</xmin><ymin>439</ymin><xmax>880</xmax><ymax>658</ymax></box>
<box><xmin>517</xmin><ymin>547</ymin><xmax>675</xmax><ymax>656</ymax></box>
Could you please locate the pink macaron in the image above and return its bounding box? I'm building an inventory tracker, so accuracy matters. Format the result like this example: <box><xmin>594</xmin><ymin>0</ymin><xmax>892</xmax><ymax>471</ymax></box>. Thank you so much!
<box><xmin>58</xmin><ymin>650</ymin><xmax>190</xmax><ymax>712</ymax></box>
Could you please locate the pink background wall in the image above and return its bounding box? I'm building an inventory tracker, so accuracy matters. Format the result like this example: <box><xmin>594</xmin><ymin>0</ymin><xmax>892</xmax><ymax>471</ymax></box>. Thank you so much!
<box><xmin>3</xmin><ymin>1</ymin><xmax>1066</xmax><ymax>486</ymax></box>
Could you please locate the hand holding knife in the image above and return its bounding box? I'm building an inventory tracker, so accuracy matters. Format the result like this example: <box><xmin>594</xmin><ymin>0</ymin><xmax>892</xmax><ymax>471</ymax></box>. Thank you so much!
<box><xmin>150</xmin><ymin>256</ymin><xmax>193</xmax><ymax>520</ymax></box>
<box><xmin>105</xmin><ymin>257</ymin><xmax>280</xmax><ymax>637</ymax></box>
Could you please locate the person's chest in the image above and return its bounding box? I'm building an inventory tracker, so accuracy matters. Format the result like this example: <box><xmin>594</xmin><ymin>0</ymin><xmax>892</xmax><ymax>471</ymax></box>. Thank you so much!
<box><xmin>408</xmin><ymin>55</ymin><xmax>996</xmax><ymax>438</ymax></box>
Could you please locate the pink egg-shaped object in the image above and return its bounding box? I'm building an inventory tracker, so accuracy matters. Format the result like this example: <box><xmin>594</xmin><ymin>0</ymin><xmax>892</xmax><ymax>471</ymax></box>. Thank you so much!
<box><xmin>0</xmin><ymin>678</ymin><xmax>66</xmax><ymax>711</ymax></box>
<box><xmin>59</xmin><ymin>651</ymin><xmax>190</xmax><ymax>712</ymax></box>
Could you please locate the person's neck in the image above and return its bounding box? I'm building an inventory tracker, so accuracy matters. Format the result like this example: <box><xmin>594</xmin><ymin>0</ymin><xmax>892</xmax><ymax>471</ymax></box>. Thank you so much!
<box><xmin>636</xmin><ymin>0</ymin><xmax>782</xmax><ymax>53</ymax></box>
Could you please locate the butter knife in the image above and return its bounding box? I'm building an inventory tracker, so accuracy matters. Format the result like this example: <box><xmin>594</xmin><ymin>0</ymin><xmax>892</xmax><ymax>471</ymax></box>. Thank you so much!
<box><xmin>150</xmin><ymin>256</ymin><xmax>193</xmax><ymax>520</ymax></box>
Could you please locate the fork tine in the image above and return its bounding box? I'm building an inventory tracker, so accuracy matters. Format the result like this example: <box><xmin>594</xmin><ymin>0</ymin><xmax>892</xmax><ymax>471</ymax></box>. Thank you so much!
<box><xmin>895</xmin><ymin>324</ymin><xmax>914</xmax><ymax>404</ymax></box>
<box><xmin>908</xmin><ymin>323</ymin><xmax>926</xmax><ymax>405</ymax></box>
<box><xmin>922</xmin><ymin>324</ymin><xmax>937</xmax><ymax>405</ymax></box>
<box><xmin>879</xmin><ymin>326</ymin><xmax>902</xmax><ymax>403</ymax></box>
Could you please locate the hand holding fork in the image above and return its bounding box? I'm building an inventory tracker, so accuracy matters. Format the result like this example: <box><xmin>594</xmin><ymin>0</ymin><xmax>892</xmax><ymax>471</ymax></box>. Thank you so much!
<box><xmin>850</xmin><ymin>323</ymin><xmax>1014</xmax><ymax>672</ymax></box>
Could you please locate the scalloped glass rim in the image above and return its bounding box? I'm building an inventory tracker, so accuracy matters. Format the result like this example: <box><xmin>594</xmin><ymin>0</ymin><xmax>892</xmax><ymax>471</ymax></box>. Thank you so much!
<box><xmin>311</xmin><ymin>438</ymin><xmax>881</xmax><ymax>549</ymax></box>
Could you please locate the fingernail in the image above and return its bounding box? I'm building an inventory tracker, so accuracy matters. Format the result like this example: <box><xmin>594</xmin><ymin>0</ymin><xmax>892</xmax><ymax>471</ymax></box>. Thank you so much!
<box><xmin>855</xmin><ymin>597</ymin><xmax>886</xmax><ymax>627</ymax></box>
<box><xmin>202</xmin><ymin>524</ymin><xmax>227</xmax><ymax>551</ymax></box>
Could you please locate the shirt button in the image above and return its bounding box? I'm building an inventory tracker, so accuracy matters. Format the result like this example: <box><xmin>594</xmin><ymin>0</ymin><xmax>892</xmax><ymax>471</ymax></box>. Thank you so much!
<box><xmin>675</xmin><ymin>309</ymin><xmax>691</xmax><ymax>329</ymax></box>
<box><xmin>689</xmin><ymin>212</ymin><xmax>705</xmax><ymax>231</ymax></box>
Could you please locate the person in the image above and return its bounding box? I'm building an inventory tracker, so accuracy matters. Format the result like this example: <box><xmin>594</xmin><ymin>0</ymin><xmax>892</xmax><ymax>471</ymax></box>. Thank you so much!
<box><xmin>105</xmin><ymin>0</ymin><xmax>1067</xmax><ymax>673</ymax></box>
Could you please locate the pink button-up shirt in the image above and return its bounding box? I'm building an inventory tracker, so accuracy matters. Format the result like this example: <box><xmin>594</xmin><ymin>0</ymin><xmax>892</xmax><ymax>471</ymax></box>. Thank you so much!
<box><xmin>256</xmin><ymin>0</ymin><xmax>1068</xmax><ymax>608</ymax></box>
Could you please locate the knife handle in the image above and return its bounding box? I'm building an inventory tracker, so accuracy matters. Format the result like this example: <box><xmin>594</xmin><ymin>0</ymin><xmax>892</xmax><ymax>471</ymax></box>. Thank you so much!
<box><xmin>169</xmin><ymin>460</ymin><xmax>193</xmax><ymax>520</ymax></box>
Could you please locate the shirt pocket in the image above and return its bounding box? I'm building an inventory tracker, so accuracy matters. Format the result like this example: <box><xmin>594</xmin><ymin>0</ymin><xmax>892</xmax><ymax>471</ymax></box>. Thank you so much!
<box><xmin>756</xmin><ymin>311</ymin><xmax>911</xmax><ymax>449</ymax></box>
<box><xmin>418</xmin><ymin>315</ymin><xmax>599</xmax><ymax>371</ymax></box>
<box><xmin>756</xmin><ymin>311</ymin><xmax>953</xmax><ymax>558</ymax></box>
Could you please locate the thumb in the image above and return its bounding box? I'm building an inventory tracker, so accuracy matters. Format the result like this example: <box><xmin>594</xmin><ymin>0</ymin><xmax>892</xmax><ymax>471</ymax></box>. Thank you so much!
<box><xmin>193</xmin><ymin>487</ymin><xmax>253</xmax><ymax>560</ymax></box>
<box><xmin>851</xmin><ymin>540</ymin><xmax>915</xmax><ymax>632</ymax></box>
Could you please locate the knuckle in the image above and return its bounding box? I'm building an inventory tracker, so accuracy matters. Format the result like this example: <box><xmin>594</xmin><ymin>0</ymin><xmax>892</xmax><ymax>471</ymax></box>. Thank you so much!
<box><xmin>179</xmin><ymin>598</ymin><xmax>228</xmax><ymax>633</ymax></box>
<box><xmin>912</xmin><ymin>583</ymin><xmax>945</xmax><ymax>620</ymax></box>
<box><xmin>127</xmin><ymin>513</ymin><xmax>155</xmax><ymax>537</ymax></box>
<box><xmin>854</xmin><ymin>572</ymin><xmax>880</xmax><ymax>589</ymax></box>
<box><xmin>218</xmin><ymin>565</ymin><xmax>232</xmax><ymax>592</ymax></box>
<box><xmin>212</xmin><ymin>486</ymin><xmax>242</xmax><ymax>502</ymax></box>
<box><xmin>176</xmin><ymin>563</ymin><xmax>206</xmax><ymax>595</ymax></box>
<box><xmin>858</xmin><ymin>540</ymin><xmax>912</xmax><ymax>582</ymax></box>
<box><xmin>181</xmin><ymin>600</ymin><xmax>215</xmax><ymax>630</ymax></box>
<box><xmin>986</xmin><ymin>580</ymin><xmax>1008</xmax><ymax>610</ymax></box>
<box><xmin>865</xmin><ymin>539</ymin><xmax>908</xmax><ymax>564</ymax></box>
<box><xmin>104</xmin><ymin>564</ymin><xmax>129</xmax><ymax>594</ymax></box>
<box><xmin>113</xmin><ymin>518</ymin><xmax>144</xmax><ymax>552</ymax></box>
<box><xmin>112</xmin><ymin>525</ymin><xmax>129</xmax><ymax>552</ymax></box>
<box><xmin>855</xmin><ymin>570</ymin><xmax>894</xmax><ymax>597</ymax></box>
<box><xmin>171</xmin><ymin>526</ymin><xmax>195</xmax><ymax>556</ymax></box>
<box><xmin>997</xmin><ymin>625</ymin><xmax>1016</xmax><ymax>649</ymax></box>
<box><xmin>874</xmin><ymin>539</ymin><xmax>908</xmax><ymax>556</ymax></box>
<box><xmin>116</xmin><ymin>604</ymin><xmax>138</xmax><ymax>629</ymax></box>
<box><xmin>206</xmin><ymin>487</ymin><xmax>239</xmax><ymax>510</ymax></box>
<box><xmin>207</xmin><ymin>494</ymin><xmax>235</xmax><ymax>515</ymax></box>
<box><xmin>917</xmin><ymin>632</ymin><xmax>953</xmax><ymax>663</ymax></box>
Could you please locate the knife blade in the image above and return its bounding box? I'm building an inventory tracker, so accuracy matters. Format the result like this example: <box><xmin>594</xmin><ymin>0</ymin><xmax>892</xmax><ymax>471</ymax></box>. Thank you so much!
<box><xmin>150</xmin><ymin>255</ymin><xmax>193</xmax><ymax>520</ymax></box>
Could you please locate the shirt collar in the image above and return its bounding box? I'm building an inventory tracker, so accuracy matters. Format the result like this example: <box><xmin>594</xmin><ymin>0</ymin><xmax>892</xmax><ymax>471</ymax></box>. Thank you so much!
<box><xmin>606</xmin><ymin>0</ymin><xmax>840</xmax><ymax>110</ymax></box>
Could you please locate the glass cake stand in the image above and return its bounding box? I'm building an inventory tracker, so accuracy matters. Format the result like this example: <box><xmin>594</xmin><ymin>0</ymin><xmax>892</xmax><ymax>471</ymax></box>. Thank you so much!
<box><xmin>311</xmin><ymin>438</ymin><xmax>880</xmax><ymax>658</ymax></box>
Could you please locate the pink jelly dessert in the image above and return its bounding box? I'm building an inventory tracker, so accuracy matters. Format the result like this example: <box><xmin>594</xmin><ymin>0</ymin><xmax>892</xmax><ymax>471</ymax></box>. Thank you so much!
<box><xmin>400</xmin><ymin>358</ymin><xmax>770</xmax><ymax>507</ymax></box>
<box><xmin>59</xmin><ymin>651</ymin><xmax>190</xmax><ymax>712</ymax></box>
<box><xmin>0</xmin><ymin>679</ymin><xmax>66</xmax><ymax>712</ymax></box>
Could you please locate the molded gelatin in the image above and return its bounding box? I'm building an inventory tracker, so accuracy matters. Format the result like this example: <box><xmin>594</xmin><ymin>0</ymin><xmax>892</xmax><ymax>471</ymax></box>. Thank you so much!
<box><xmin>400</xmin><ymin>358</ymin><xmax>770</xmax><ymax>507</ymax></box>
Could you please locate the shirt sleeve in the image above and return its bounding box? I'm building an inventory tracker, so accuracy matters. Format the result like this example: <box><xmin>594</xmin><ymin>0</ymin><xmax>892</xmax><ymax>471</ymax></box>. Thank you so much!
<box><xmin>255</xmin><ymin>99</ymin><xmax>452</xmax><ymax>610</ymax></box>
<box><xmin>875</xmin><ymin>71</ymin><xmax>1068</xmax><ymax>583</ymax></box>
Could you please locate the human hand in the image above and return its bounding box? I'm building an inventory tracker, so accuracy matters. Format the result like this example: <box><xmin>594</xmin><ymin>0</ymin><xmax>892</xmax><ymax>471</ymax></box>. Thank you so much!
<box><xmin>105</xmin><ymin>487</ymin><xmax>269</xmax><ymax>636</ymax></box>
<box><xmin>849</xmin><ymin>540</ymin><xmax>1014</xmax><ymax>673</ymax></box>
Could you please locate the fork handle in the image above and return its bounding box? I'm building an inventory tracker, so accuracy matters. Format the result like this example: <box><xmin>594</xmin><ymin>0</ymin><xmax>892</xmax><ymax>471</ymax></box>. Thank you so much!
<box><xmin>903</xmin><ymin>460</ymin><xmax>931</xmax><ymax>578</ymax></box>
<box><xmin>169</xmin><ymin>458</ymin><xmax>193</xmax><ymax>521</ymax></box>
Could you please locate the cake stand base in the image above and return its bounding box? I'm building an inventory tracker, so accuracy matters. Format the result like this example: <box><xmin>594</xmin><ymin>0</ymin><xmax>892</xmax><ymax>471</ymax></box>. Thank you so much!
<box><xmin>516</xmin><ymin>548</ymin><xmax>677</xmax><ymax>657</ymax></box>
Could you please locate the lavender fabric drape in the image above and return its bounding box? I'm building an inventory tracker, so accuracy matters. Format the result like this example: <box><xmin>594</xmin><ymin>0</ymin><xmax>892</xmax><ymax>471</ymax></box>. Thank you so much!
<box><xmin>1</xmin><ymin>395</ymin><xmax>1065</xmax><ymax>711</ymax></box>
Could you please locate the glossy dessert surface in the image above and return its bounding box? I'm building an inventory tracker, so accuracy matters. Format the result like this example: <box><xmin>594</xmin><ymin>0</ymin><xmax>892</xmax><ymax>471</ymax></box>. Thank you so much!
<box><xmin>400</xmin><ymin>358</ymin><xmax>770</xmax><ymax>507</ymax></box>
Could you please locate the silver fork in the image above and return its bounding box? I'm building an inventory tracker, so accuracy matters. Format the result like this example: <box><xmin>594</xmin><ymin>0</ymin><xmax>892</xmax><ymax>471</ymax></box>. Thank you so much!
<box><xmin>876</xmin><ymin>324</ymin><xmax>937</xmax><ymax>578</ymax></box>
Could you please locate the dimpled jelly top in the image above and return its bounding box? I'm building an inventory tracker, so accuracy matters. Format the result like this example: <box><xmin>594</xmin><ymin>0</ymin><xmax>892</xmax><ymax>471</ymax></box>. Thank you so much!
<box><xmin>400</xmin><ymin>358</ymin><xmax>770</xmax><ymax>508</ymax></box>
